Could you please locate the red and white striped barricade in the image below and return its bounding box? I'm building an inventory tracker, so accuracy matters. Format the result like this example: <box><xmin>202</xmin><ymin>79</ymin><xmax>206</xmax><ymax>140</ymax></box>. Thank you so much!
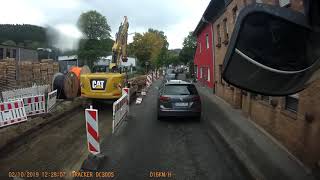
<box><xmin>152</xmin><ymin>71</ymin><xmax>156</xmax><ymax>80</ymax></box>
<box><xmin>0</xmin><ymin>100</ymin><xmax>27</xmax><ymax>128</ymax></box>
<box><xmin>146</xmin><ymin>74</ymin><xmax>152</xmax><ymax>88</ymax></box>
<box><xmin>22</xmin><ymin>95</ymin><xmax>46</xmax><ymax>116</ymax></box>
<box><xmin>122</xmin><ymin>88</ymin><xmax>130</xmax><ymax>104</ymax></box>
<box><xmin>85</xmin><ymin>106</ymin><xmax>100</xmax><ymax>155</ymax></box>
<box><xmin>47</xmin><ymin>90</ymin><xmax>57</xmax><ymax>112</ymax></box>
<box><xmin>112</xmin><ymin>93</ymin><xmax>129</xmax><ymax>134</ymax></box>
<box><xmin>157</xmin><ymin>71</ymin><xmax>160</xmax><ymax>79</ymax></box>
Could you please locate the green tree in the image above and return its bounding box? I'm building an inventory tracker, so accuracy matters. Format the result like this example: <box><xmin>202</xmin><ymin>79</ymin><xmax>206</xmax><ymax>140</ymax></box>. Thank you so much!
<box><xmin>77</xmin><ymin>10</ymin><xmax>111</xmax><ymax>39</ymax></box>
<box><xmin>129</xmin><ymin>29</ymin><xmax>169</xmax><ymax>70</ymax></box>
<box><xmin>179</xmin><ymin>31</ymin><xmax>197</xmax><ymax>65</ymax></box>
<box><xmin>77</xmin><ymin>10</ymin><xmax>113</xmax><ymax>67</ymax></box>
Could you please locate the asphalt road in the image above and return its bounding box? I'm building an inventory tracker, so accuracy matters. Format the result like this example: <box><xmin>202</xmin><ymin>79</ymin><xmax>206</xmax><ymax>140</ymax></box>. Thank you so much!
<box><xmin>96</xmin><ymin>75</ymin><xmax>252</xmax><ymax>180</ymax></box>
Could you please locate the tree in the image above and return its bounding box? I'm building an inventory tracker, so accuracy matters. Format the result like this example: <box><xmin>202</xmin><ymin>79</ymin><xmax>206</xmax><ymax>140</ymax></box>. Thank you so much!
<box><xmin>129</xmin><ymin>29</ymin><xmax>169</xmax><ymax>70</ymax></box>
<box><xmin>77</xmin><ymin>10</ymin><xmax>111</xmax><ymax>40</ymax></box>
<box><xmin>179</xmin><ymin>31</ymin><xmax>197</xmax><ymax>65</ymax></box>
<box><xmin>77</xmin><ymin>10</ymin><xmax>113</xmax><ymax>67</ymax></box>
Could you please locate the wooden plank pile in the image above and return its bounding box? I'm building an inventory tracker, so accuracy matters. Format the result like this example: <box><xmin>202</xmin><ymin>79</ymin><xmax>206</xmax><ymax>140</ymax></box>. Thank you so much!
<box><xmin>32</xmin><ymin>62</ymin><xmax>41</xmax><ymax>84</ymax></box>
<box><xmin>0</xmin><ymin>61</ymin><xmax>7</xmax><ymax>92</ymax></box>
<box><xmin>4</xmin><ymin>59</ymin><xmax>17</xmax><ymax>89</ymax></box>
<box><xmin>0</xmin><ymin>59</ymin><xmax>60</xmax><ymax>92</ymax></box>
<box><xmin>20</xmin><ymin>61</ymin><xmax>33</xmax><ymax>87</ymax></box>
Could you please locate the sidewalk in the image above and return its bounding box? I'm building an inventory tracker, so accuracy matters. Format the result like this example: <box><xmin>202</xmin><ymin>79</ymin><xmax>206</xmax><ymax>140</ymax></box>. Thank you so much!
<box><xmin>196</xmin><ymin>84</ymin><xmax>316</xmax><ymax>180</ymax></box>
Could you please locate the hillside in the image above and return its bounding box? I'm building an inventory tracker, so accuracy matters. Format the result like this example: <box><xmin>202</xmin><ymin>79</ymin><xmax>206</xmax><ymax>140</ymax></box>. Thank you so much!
<box><xmin>0</xmin><ymin>24</ymin><xmax>47</xmax><ymax>48</ymax></box>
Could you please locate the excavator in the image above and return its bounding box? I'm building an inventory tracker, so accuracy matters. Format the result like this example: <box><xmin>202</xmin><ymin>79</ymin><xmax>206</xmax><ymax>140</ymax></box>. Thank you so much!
<box><xmin>80</xmin><ymin>16</ymin><xmax>129</xmax><ymax>100</ymax></box>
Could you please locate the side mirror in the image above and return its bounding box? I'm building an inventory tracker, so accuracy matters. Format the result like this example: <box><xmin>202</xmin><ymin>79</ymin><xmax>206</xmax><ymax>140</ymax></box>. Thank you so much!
<box><xmin>223</xmin><ymin>4</ymin><xmax>320</xmax><ymax>96</ymax></box>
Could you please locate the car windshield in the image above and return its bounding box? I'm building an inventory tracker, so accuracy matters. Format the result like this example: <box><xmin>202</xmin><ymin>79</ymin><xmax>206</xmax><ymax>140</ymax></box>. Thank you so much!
<box><xmin>163</xmin><ymin>84</ymin><xmax>198</xmax><ymax>95</ymax></box>
<box><xmin>92</xmin><ymin>65</ymin><xmax>109</xmax><ymax>73</ymax></box>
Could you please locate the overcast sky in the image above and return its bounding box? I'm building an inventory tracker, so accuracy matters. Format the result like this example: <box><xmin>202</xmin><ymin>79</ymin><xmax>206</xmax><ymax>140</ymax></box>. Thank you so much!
<box><xmin>0</xmin><ymin>0</ymin><xmax>210</xmax><ymax>49</ymax></box>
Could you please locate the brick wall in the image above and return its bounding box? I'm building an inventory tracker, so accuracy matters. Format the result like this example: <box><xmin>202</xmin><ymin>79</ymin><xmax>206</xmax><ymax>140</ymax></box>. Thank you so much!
<box><xmin>212</xmin><ymin>0</ymin><xmax>320</xmax><ymax>169</ymax></box>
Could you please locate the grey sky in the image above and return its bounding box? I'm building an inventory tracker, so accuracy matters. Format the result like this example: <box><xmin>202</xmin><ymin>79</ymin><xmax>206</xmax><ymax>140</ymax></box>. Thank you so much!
<box><xmin>0</xmin><ymin>0</ymin><xmax>210</xmax><ymax>49</ymax></box>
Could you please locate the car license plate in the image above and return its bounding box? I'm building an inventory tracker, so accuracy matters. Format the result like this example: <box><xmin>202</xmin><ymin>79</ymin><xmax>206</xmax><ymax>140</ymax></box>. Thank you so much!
<box><xmin>175</xmin><ymin>102</ymin><xmax>188</xmax><ymax>107</ymax></box>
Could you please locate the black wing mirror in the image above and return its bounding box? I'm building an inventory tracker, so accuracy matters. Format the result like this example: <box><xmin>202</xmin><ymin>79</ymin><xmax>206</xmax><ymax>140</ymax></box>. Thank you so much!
<box><xmin>222</xmin><ymin>4</ymin><xmax>320</xmax><ymax>96</ymax></box>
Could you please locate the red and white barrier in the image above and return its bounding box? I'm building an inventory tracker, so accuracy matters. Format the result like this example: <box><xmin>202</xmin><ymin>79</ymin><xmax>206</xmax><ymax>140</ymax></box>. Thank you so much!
<box><xmin>47</xmin><ymin>90</ymin><xmax>57</xmax><ymax>112</ymax></box>
<box><xmin>152</xmin><ymin>71</ymin><xmax>156</xmax><ymax>80</ymax></box>
<box><xmin>122</xmin><ymin>88</ymin><xmax>130</xmax><ymax>104</ymax></box>
<box><xmin>0</xmin><ymin>100</ymin><xmax>27</xmax><ymax>128</ymax></box>
<box><xmin>85</xmin><ymin>106</ymin><xmax>100</xmax><ymax>155</ymax></box>
<box><xmin>112</xmin><ymin>93</ymin><xmax>129</xmax><ymax>134</ymax></box>
<box><xmin>22</xmin><ymin>95</ymin><xmax>46</xmax><ymax>116</ymax></box>
<box><xmin>146</xmin><ymin>74</ymin><xmax>152</xmax><ymax>88</ymax></box>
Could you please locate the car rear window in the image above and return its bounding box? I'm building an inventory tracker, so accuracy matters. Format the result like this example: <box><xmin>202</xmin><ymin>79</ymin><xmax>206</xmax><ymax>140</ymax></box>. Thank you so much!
<box><xmin>163</xmin><ymin>84</ymin><xmax>198</xmax><ymax>95</ymax></box>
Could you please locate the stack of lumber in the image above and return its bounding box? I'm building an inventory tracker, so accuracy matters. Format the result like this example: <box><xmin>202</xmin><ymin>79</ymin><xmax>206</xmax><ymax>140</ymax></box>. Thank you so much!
<box><xmin>32</xmin><ymin>62</ymin><xmax>41</xmax><ymax>85</ymax></box>
<box><xmin>4</xmin><ymin>59</ymin><xmax>17</xmax><ymax>89</ymax></box>
<box><xmin>0</xmin><ymin>59</ymin><xmax>60</xmax><ymax>93</ymax></box>
<box><xmin>0</xmin><ymin>61</ymin><xmax>6</xmax><ymax>92</ymax></box>
<box><xmin>19</xmin><ymin>61</ymin><xmax>33</xmax><ymax>87</ymax></box>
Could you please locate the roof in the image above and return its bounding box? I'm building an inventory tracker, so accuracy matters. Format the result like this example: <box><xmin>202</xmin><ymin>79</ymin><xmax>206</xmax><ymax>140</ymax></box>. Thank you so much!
<box><xmin>193</xmin><ymin>0</ymin><xmax>228</xmax><ymax>36</ymax></box>
<box><xmin>0</xmin><ymin>43</ymin><xmax>37</xmax><ymax>50</ymax></box>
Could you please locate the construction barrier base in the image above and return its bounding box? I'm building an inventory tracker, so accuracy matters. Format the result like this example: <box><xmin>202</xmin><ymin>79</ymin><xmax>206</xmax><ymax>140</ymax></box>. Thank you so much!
<box><xmin>81</xmin><ymin>153</ymin><xmax>106</xmax><ymax>171</ymax></box>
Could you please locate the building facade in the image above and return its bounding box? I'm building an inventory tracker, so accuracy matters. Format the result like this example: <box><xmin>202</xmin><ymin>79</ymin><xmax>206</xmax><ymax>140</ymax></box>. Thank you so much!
<box><xmin>194</xmin><ymin>24</ymin><xmax>215</xmax><ymax>88</ymax></box>
<box><xmin>0</xmin><ymin>44</ymin><xmax>38</xmax><ymax>61</ymax></box>
<box><xmin>198</xmin><ymin>0</ymin><xmax>320</xmax><ymax>170</ymax></box>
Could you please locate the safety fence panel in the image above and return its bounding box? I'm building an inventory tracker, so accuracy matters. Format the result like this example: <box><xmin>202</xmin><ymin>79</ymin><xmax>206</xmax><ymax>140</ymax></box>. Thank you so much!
<box><xmin>0</xmin><ymin>99</ymin><xmax>27</xmax><ymax>128</ymax></box>
<box><xmin>2</xmin><ymin>85</ymin><xmax>49</xmax><ymax>102</ymax></box>
<box><xmin>47</xmin><ymin>89</ymin><xmax>57</xmax><ymax>112</ymax></box>
<box><xmin>112</xmin><ymin>93</ymin><xmax>129</xmax><ymax>134</ymax></box>
<box><xmin>22</xmin><ymin>95</ymin><xmax>46</xmax><ymax>116</ymax></box>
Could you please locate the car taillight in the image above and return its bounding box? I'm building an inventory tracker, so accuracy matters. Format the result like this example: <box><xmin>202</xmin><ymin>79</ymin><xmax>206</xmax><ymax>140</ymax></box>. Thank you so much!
<box><xmin>192</xmin><ymin>96</ymin><xmax>200</xmax><ymax>101</ymax></box>
<box><xmin>159</xmin><ymin>96</ymin><xmax>170</xmax><ymax>102</ymax></box>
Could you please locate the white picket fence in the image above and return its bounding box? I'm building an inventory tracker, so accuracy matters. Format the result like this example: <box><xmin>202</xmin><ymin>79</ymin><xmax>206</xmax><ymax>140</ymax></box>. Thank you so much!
<box><xmin>1</xmin><ymin>85</ymin><xmax>50</xmax><ymax>102</ymax></box>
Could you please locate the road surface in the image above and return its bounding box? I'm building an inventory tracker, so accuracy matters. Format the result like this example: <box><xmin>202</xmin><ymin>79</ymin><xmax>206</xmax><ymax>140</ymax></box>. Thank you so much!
<box><xmin>95</xmin><ymin>75</ymin><xmax>252</xmax><ymax>180</ymax></box>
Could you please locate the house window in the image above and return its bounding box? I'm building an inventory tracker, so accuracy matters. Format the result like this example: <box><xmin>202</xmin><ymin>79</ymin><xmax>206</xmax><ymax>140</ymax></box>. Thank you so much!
<box><xmin>206</xmin><ymin>34</ymin><xmax>209</xmax><ymax>49</ymax></box>
<box><xmin>0</xmin><ymin>48</ymin><xmax>3</xmax><ymax>59</ymax></box>
<box><xmin>200</xmin><ymin>67</ymin><xmax>203</xmax><ymax>78</ymax></box>
<box><xmin>223</xmin><ymin>18</ymin><xmax>229</xmax><ymax>45</ymax></box>
<box><xmin>279</xmin><ymin>0</ymin><xmax>290</xmax><ymax>7</ymax></box>
<box><xmin>285</xmin><ymin>94</ymin><xmax>299</xmax><ymax>113</ymax></box>
<box><xmin>199</xmin><ymin>41</ymin><xmax>202</xmax><ymax>53</ymax></box>
<box><xmin>208</xmin><ymin>68</ymin><xmax>210</xmax><ymax>82</ymax></box>
<box><xmin>12</xmin><ymin>49</ymin><xmax>16</xmax><ymax>58</ymax></box>
<box><xmin>6</xmin><ymin>48</ymin><xmax>10</xmax><ymax>58</ymax></box>
<box><xmin>232</xmin><ymin>6</ymin><xmax>238</xmax><ymax>23</ymax></box>
<box><xmin>216</xmin><ymin>24</ymin><xmax>221</xmax><ymax>47</ymax></box>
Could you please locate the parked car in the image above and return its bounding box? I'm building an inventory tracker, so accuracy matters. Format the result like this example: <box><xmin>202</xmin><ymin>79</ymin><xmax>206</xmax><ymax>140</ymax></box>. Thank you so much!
<box><xmin>164</xmin><ymin>69</ymin><xmax>176</xmax><ymax>81</ymax></box>
<box><xmin>157</xmin><ymin>80</ymin><xmax>201</xmax><ymax>120</ymax></box>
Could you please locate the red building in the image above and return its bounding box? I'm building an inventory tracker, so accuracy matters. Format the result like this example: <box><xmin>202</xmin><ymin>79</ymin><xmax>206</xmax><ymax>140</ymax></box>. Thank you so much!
<box><xmin>193</xmin><ymin>0</ymin><xmax>225</xmax><ymax>90</ymax></box>
<box><xmin>194</xmin><ymin>24</ymin><xmax>214</xmax><ymax>89</ymax></box>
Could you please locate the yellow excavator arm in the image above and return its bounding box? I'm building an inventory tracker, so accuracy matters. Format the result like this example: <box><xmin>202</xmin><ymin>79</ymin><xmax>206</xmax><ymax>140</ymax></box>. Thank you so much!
<box><xmin>109</xmin><ymin>16</ymin><xmax>129</xmax><ymax>71</ymax></box>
